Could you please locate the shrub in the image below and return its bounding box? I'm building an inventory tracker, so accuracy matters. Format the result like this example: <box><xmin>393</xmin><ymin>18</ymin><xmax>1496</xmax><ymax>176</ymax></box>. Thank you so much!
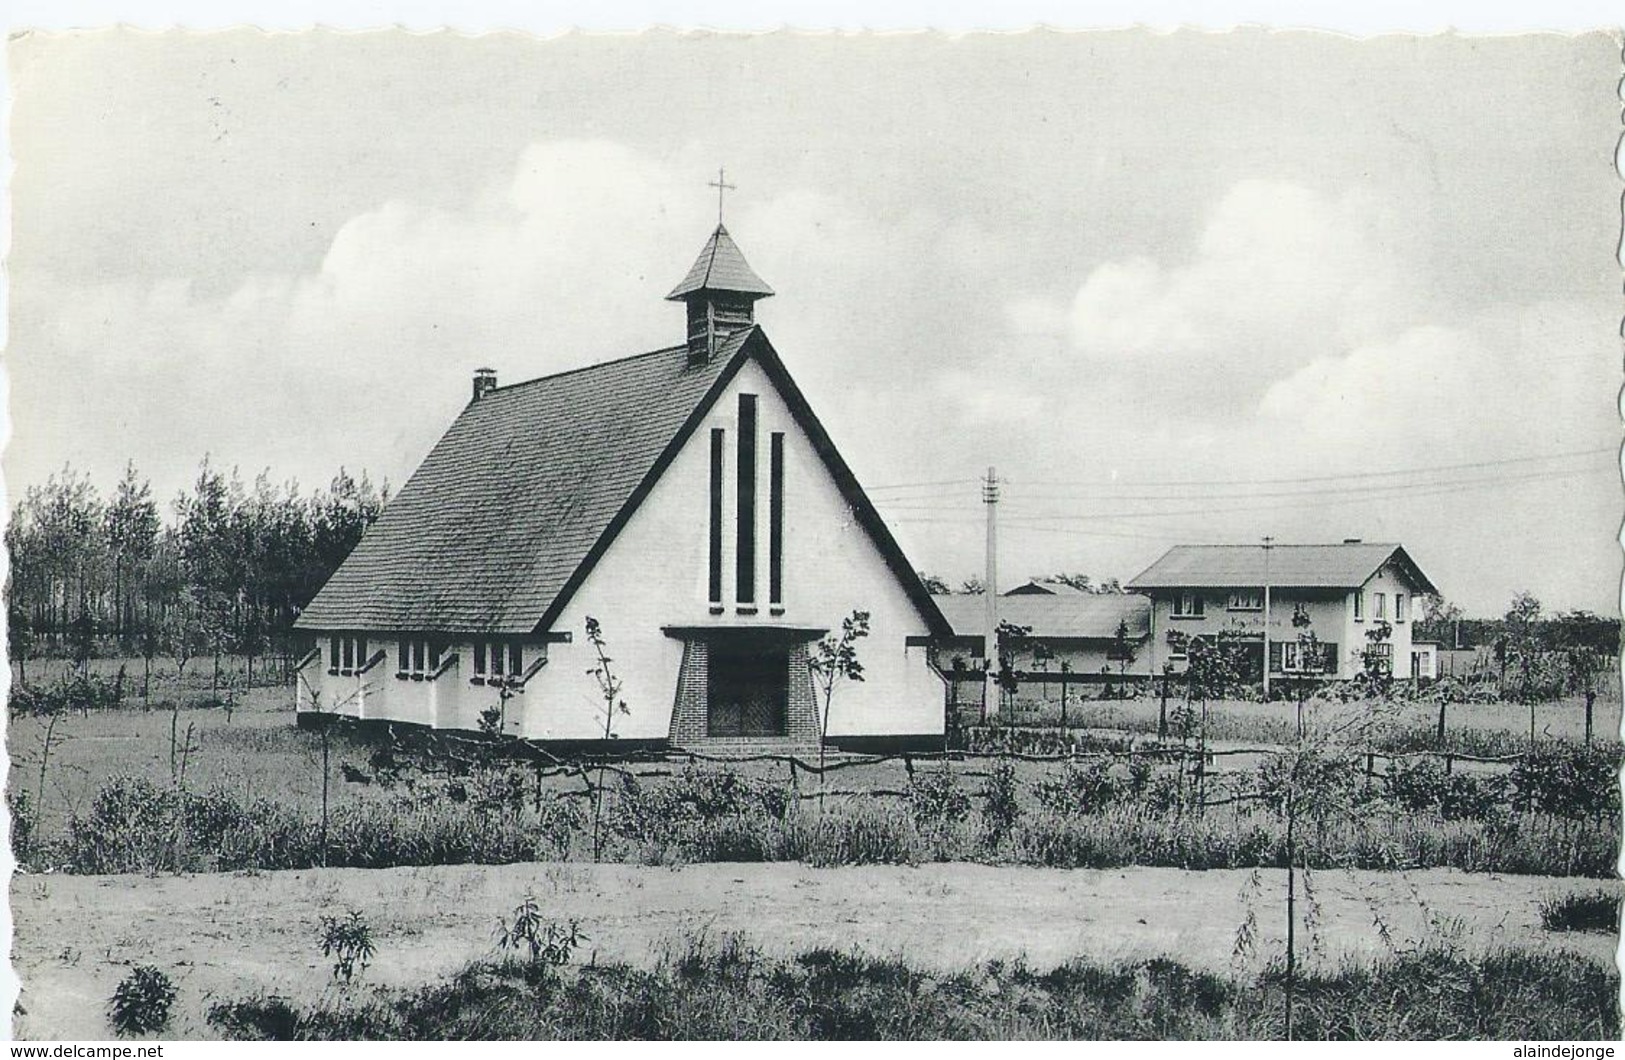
<box><xmin>906</xmin><ymin>768</ymin><xmax>970</xmax><ymax>830</ymax></box>
<box><xmin>1034</xmin><ymin>761</ymin><xmax>1120</xmax><ymax>816</ymax></box>
<box><xmin>109</xmin><ymin>965</ymin><xmax>178</xmax><ymax>1036</ymax></box>
<box><xmin>1540</xmin><ymin>890</ymin><xmax>1621</xmax><ymax>933</ymax></box>
<box><xmin>319</xmin><ymin>911</ymin><xmax>376</xmax><ymax>983</ymax></box>
<box><xmin>1511</xmin><ymin>744</ymin><xmax>1619</xmax><ymax>822</ymax></box>
<box><xmin>980</xmin><ymin>761</ymin><xmax>1021</xmax><ymax>844</ymax></box>
<box><xmin>496</xmin><ymin>894</ymin><xmax>584</xmax><ymax>968</ymax></box>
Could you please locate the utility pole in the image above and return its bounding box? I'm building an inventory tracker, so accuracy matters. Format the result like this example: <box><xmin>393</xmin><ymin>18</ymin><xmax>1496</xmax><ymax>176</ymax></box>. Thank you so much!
<box><xmin>983</xmin><ymin>466</ymin><xmax>1000</xmax><ymax>722</ymax></box>
<box><xmin>1262</xmin><ymin>535</ymin><xmax>1275</xmax><ymax>700</ymax></box>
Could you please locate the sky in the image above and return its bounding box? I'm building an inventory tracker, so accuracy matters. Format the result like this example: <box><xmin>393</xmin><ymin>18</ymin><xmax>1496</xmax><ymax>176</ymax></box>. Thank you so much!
<box><xmin>5</xmin><ymin>28</ymin><xmax>1621</xmax><ymax>616</ymax></box>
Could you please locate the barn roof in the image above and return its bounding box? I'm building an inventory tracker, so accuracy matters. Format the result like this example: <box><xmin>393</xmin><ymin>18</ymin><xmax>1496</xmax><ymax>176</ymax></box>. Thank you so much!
<box><xmin>933</xmin><ymin>593</ymin><xmax>1151</xmax><ymax>641</ymax></box>
<box><xmin>296</xmin><ymin>326</ymin><xmax>949</xmax><ymax>637</ymax></box>
<box><xmin>666</xmin><ymin>224</ymin><xmax>775</xmax><ymax>300</ymax></box>
<box><xmin>1125</xmin><ymin>543</ymin><xmax>1438</xmax><ymax>595</ymax></box>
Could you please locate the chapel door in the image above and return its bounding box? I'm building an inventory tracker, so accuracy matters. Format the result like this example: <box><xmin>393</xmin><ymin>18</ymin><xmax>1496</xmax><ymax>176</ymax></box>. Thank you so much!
<box><xmin>708</xmin><ymin>637</ymin><xmax>790</xmax><ymax>737</ymax></box>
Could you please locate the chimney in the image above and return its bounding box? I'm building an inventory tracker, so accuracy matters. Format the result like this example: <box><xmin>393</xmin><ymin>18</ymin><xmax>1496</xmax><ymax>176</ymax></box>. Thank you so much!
<box><xmin>471</xmin><ymin>368</ymin><xmax>497</xmax><ymax>402</ymax></box>
<box><xmin>666</xmin><ymin>225</ymin><xmax>774</xmax><ymax>364</ymax></box>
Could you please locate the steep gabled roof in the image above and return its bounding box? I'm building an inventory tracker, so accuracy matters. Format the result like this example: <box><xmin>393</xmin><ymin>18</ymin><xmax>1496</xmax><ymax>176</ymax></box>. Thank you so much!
<box><xmin>297</xmin><ymin>327</ymin><xmax>950</xmax><ymax>638</ymax></box>
<box><xmin>933</xmin><ymin>593</ymin><xmax>1151</xmax><ymax>641</ymax></box>
<box><xmin>665</xmin><ymin>225</ymin><xmax>775</xmax><ymax>300</ymax></box>
<box><xmin>1125</xmin><ymin>543</ymin><xmax>1438</xmax><ymax>595</ymax></box>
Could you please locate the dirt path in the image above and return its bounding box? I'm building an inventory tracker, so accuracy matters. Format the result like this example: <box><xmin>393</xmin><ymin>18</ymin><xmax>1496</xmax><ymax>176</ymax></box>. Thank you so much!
<box><xmin>12</xmin><ymin>862</ymin><xmax>1616</xmax><ymax>1040</ymax></box>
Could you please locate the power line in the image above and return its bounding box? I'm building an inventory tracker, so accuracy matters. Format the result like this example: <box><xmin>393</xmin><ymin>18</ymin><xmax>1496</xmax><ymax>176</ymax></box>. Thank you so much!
<box><xmin>998</xmin><ymin>465</ymin><xmax>1605</xmax><ymax>523</ymax></box>
<box><xmin>871</xmin><ymin>481</ymin><xmax>981</xmax><ymax>494</ymax></box>
<box><xmin>1012</xmin><ymin>445</ymin><xmax>1614</xmax><ymax>492</ymax></box>
<box><xmin>1003</xmin><ymin>464</ymin><xmax>1612</xmax><ymax>509</ymax></box>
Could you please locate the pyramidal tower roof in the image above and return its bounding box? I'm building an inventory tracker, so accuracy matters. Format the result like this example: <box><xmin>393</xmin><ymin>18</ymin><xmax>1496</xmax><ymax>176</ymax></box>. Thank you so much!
<box><xmin>665</xmin><ymin>224</ymin><xmax>775</xmax><ymax>301</ymax></box>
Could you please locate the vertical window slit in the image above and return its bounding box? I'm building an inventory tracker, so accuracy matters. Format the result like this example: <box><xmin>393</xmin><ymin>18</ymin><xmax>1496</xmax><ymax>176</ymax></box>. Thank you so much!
<box><xmin>709</xmin><ymin>428</ymin><xmax>725</xmax><ymax>603</ymax></box>
<box><xmin>736</xmin><ymin>395</ymin><xmax>758</xmax><ymax>604</ymax></box>
<box><xmin>770</xmin><ymin>431</ymin><xmax>784</xmax><ymax>605</ymax></box>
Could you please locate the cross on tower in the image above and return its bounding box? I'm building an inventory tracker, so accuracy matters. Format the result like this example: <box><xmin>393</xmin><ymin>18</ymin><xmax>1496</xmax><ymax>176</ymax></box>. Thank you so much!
<box><xmin>709</xmin><ymin>166</ymin><xmax>736</xmax><ymax>225</ymax></box>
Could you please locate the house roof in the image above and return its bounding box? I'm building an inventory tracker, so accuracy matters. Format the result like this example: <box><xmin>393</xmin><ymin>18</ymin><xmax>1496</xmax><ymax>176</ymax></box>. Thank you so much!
<box><xmin>933</xmin><ymin>593</ymin><xmax>1151</xmax><ymax>641</ymax></box>
<box><xmin>1005</xmin><ymin>580</ymin><xmax>1087</xmax><ymax>596</ymax></box>
<box><xmin>1125</xmin><ymin>543</ymin><xmax>1438</xmax><ymax>595</ymax></box>
<box><xmin>666</xmin><ymin>225</ymin><xmax>775</xmax><ymax>300</ymax></box>
<box><xmin>296</xmin><ymin>326</ymin><xmax>950</xmax><ymax>638</ymax></box>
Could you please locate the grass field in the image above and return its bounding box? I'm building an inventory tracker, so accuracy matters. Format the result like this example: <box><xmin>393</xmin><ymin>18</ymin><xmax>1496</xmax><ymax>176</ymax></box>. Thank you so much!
<box><xmin>1007</xmin><ymin>693</ymin><xmax>1623</xmax><ymax>752</ymax></box>
<box><xmin>12</xmin><ymin>861</ymin><xmax>1619</xmax><ymax>1039</ymax></box>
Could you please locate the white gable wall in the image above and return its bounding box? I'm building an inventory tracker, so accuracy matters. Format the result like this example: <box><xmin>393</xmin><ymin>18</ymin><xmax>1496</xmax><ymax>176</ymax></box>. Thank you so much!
<box><xmin>519</xmin><ymin>355</ymin><xmax>943</xmax><ymax>741</ymax></box>
<box><xmin>1347</xmin><ymin>561</ymin><xmax>1419</xmax><ymax>679</ymax></box>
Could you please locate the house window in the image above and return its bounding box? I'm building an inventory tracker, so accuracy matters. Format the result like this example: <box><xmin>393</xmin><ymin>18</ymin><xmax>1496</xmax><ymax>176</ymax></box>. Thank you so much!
<box><xmin>769</xmin><ymin>431</ymin><xmax>784</xmax><ymax>607</ymax></box>
<box><xmin>1274</xmin><ymin>640</ymin><xmax>1338</xmax><ymax>674</ymax></box>
<box><xmin>1372</xmin><ymin>641</ymin><xmax>1394</xmax><ymax>675</ymax></box>
<box><xmin>333</xmin><ymin>635</ymin><xmax>368</xmax><ymax>675</ymax></box>
<box><xmin>1395</xmin><ymin>593</ymin><xmax>1408</xmax><ymax>623</ymax></box>
<box><xmin>1172</xmin><ymin>593</ymin><xmax>1205</xmax><ymax>618</ymax></box>
<box><xmin>1354</xmin><ymin>591</ymin><xmax>1365</xmax><ymax>621</ymax></box>
<box><xmin>1228</xmin><ymin>589</ymin><xmax>1263</xmax><ymax>611</ymax></box>
<box><xmin>736</xmin><ymin>394</ymin><xmax>758</xmax><ymax>605</ymax></box>
<box><xmin>708</xmin><ymin>428</ymin><xmax>724</xmax><ymax>604</ymax></box>
<box><xmin>1374</xmin><ymin>592</ymin><xmax>1387</xmax><ymax>621</ymax></box>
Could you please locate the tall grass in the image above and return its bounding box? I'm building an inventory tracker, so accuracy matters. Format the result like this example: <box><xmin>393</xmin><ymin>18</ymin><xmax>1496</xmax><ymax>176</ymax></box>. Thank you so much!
<box><xmin>33</xmin><ymin>763</ymin><xmax>1618</xmax><ymax>878</ymax></box>
<box><xmin>207</xmin><ymin>939</ymin><xmax>1619</xmax><ymax>1040</ymax></box>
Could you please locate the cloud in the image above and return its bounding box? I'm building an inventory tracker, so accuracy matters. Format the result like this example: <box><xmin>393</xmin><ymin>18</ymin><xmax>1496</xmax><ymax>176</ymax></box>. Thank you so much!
<box><xmin>1012</xmin><ymin>179</ymin><xmax>1428</xmax><ymax>381</ymax></box>
<box><xmin>1258</xmin><ymin>303</ymin><xmax>1618</xmax><ymax>466</ymax></box>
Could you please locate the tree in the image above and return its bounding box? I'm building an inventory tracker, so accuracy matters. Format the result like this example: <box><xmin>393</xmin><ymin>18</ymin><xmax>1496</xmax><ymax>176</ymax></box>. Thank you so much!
<box><xmin>1356</xmin><ymin>619</ymin><xmax>1395</xmax><ymax>700</ymax></box>
<box><xmin>8</xmin><ymin>603</ymin><xmax>33</xmax><ymax>686</ymax></box>
<box><xmin>1416</xmin><ymin>595</ymin><xmax>1464</xmax><ymax>648</ymax></box>
<box><xmin>105</xmin><ymin>462</ymin><xmax>158</xmax><ymax>643</ymax></box>
<box><xmin>957</xmin><ymin>577</ymin><xmax>985</xmax><ymax>595</ymax></box>
<box><xmin>811</xmin><ymin>611</ymin><xmax>870</xmax><ymax>805</ymax></box>
<box><xmin>916</xmin><ymin>571</ymin><xmax>950</xmax><ymax>595</ymax></box>
<box><xmin>993</xmin><ymin>620</ymin><xmax>1034</xmax><ymax>715</ymax></box>
<box><xmin>1045</xmin><ymin>572</ymin><xmax>1093</xmax><ymax>593</ymax></box>
<box><xmin>1107</xmin><ymin>618</ymin><xmax>1137</xmax><ymax>692</ymax></box>
<box><xmin>1288</xmin><ymin>605</ymin><xmax>1322</xmax><ymax>738</ymax></box>
<box><xmin>1502</xmin><ymin>591</ymin><xmax>1543</xmax><ymax>703</ymax></box>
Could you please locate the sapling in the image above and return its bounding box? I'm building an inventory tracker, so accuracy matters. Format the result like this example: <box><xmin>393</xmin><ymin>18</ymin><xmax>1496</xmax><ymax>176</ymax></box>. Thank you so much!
<box><xmin>584</xmin><ymin>616</ymin><xmax>629</xmax><ymax>862</ymax></box>
<box><xmin>319</xmin><ymin>910</ymin><xmax>375</xmax><ymax>983</ymax></box>
<box><xmin>810</xmin><ymin>610</ymin><xmax>870</xmax><ymax>807</ymax></box>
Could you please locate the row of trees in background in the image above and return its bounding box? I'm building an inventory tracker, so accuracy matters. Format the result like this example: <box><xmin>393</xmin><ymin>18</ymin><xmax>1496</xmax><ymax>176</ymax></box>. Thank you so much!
<box><xmin>1416</xmin><ymin>593</ymin><xmax>1616</xmax><ymax>656</ymax></box>
<box><xmin>6</xmin><ymin>459</ymin><xmax>387</xmax><ymax>682</ymax></box>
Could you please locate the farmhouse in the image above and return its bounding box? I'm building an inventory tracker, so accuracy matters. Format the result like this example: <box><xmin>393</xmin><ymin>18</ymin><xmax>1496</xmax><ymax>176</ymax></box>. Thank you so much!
<box><xmin>294</xmin><ymin>224</ymin><xmax>952</xmax><ymax>751</ymax></box>
<box><xmin>1126</xmin><ymin>541</ymin><xmax>1439</xmax><ymax>683</ymax></box>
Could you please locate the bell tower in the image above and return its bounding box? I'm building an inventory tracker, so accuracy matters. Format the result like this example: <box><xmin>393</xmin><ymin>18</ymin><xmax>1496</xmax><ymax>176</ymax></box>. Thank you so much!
<box><xmin>667</xmin><ymin>170</ymin><xmax>774</xmax><ymax>364</ymax></box>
